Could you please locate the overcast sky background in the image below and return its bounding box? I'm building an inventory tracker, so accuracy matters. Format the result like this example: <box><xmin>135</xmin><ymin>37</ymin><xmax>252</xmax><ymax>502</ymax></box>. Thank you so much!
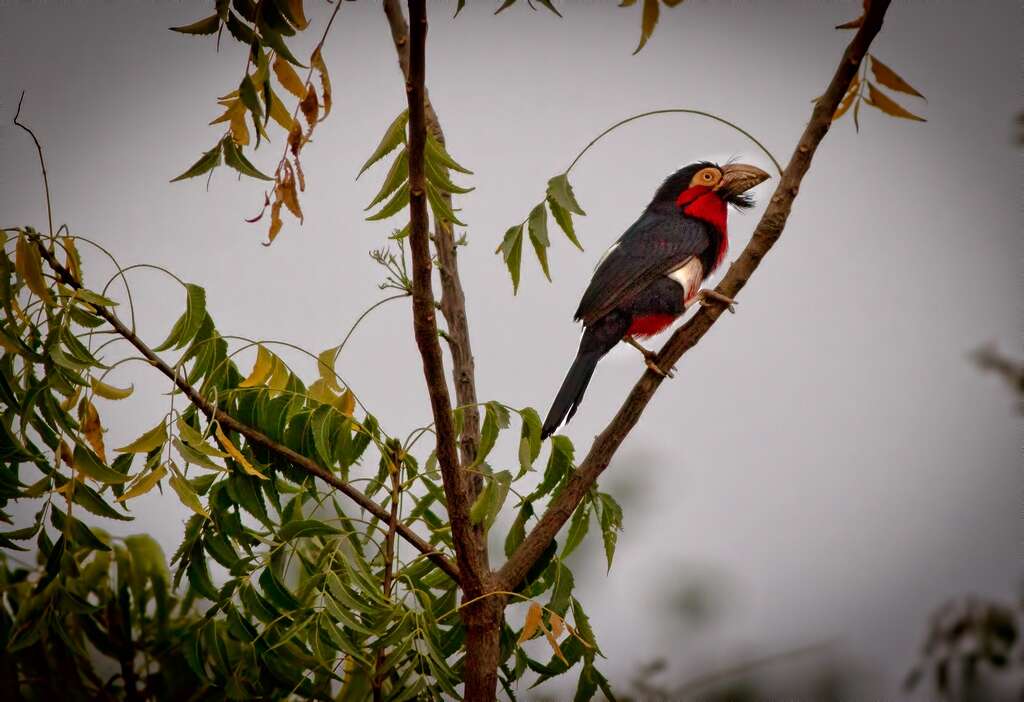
<box><xmin>2</xmin><ymin>1</ymin><xmax>1021</xmax><ymax>698</ymax></box>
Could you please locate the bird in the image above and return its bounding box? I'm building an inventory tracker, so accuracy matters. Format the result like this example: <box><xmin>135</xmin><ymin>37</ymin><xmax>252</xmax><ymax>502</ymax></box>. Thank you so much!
<box><xmin>540</xmin><ymin>161</ymin><xmax>770</xmax><ymax>439</ymax></box>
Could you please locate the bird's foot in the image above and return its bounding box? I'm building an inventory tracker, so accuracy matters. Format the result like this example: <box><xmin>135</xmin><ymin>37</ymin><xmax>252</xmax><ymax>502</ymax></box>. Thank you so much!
<box><xmin>625</xmin><ymin>336</ymin><xmax>675</xmax><ymax>378</ymax></box>
<box><xmin>697</xmin><ymin>289</ymin><xmax>738</xmax><ymax>314</ymax></box>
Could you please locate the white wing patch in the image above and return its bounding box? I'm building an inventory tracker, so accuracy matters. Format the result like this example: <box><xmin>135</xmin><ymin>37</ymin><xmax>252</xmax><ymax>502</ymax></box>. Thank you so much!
<box><xmin>667</xmin><ymin>257</ymin><xmax>704</xmax><ymax>307</ymax></box>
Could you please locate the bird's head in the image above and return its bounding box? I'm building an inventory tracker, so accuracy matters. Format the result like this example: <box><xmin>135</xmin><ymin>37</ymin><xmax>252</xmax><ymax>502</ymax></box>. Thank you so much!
<box><xmin>652</xmin><ymin>161</ymin><xmax>771</xmax><ymax>211</ymax></box>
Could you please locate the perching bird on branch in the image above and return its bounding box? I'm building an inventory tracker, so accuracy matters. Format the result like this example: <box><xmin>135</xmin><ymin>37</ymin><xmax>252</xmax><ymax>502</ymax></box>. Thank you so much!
<box><xmin>541</xmin><ymin>161</ymin><xmax>770</xmax><ymax>439</ymax></box>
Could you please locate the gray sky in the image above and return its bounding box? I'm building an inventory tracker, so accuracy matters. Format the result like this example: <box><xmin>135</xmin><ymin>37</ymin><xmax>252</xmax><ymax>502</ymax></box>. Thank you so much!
<box><xmin>2</xmin><ymin>1</ymin><xmax>1021</xmax><ymax>697</ymax></box>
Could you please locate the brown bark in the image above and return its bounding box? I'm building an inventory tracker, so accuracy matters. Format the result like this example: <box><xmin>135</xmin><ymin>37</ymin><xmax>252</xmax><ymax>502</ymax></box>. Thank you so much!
<box><xmin>30</xmin><ymin>235</ymin><xmax>460</xmax><ymax>584</ymax></box>
<box><xmin>382</xmin><ymin>0</ymin><xmax>482</xmax><ymax>476</ymax></box>
<box><xmin>402</xmin><ymin>3</ymin><xmax>502</xmax><ymax>699</ymax></box>
<box><xmin>497</xmin><ymin>0</ymin><xmax>894</xmax><ymax>592</ymax></box>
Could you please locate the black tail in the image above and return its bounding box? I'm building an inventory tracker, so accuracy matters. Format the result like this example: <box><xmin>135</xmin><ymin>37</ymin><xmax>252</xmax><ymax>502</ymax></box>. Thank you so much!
<box><xmin>541</xmin><ymin>350</ymin><xmax>602</xmax><ymax>439</ymax></box>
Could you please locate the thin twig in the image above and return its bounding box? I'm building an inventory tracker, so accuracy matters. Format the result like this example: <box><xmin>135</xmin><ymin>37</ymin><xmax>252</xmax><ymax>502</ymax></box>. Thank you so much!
<box><xmin>28</xmin><ymin>233</ymin><xmax>460</xmax><ymax>583</ymax></box>
<box><xmin>498</xmin><ymin>0</ymin><xmax>894</xmax><ymax>592</ymax></box>
<box><xmin>13</xmin><ymin>92</ymin><xmax>54</xmax><ymax>236</ymax></box>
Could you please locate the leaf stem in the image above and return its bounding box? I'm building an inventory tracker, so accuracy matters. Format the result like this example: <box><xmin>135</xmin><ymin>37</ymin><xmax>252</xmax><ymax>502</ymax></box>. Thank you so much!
<box><xmin>565</xmin><ymin>108</ymin><xmax>784</xmax><ymax>177</ymax></box>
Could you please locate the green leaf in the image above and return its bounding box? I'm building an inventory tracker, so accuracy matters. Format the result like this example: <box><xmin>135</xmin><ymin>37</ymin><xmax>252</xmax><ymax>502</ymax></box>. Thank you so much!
<box><xmin>259</xmin><ymin>567</ymin><xmax>300</xmax><ymax>610</ymax></box>
<box><xmin>530</xmin><ymin>434</ymin><xmax>574</xmax><ymax>500</ymax></box>
<box><xmin>154</xmin><ymin>283</ymin><xmax>207</xmax><ymax>351</ymax></box>
<box><xmin>424</xmin><ymin>151</ymin><xmax>474</xmax><ymax>194</ymax></box>
<box><xmin>67</xmin><ymin>477</ymin><xmax>133</xmax><ymax>521</ymax></box>
<box><xmin>225</xmin><ymin>10</ymin><xmax>255</xmax><ymax>44</ymax></box>
<box><xmin>549</xmin><ymin>560</ymin><xmax>575</xmax><ymax>615</ymax></box>
<box><xmin>73</xmin><ymin>443</ymin><xmax>130</xmax><ymax>483</ymax></box>
<box><xmin>528</xmin><ymin>202</ymin><xmax>551</xmax><ymax>280</ymax></box>
<box><xmin>519</xmin><ymin>407</ymin><xmax>542</xmax><ymax>472</ymax></box>
<box><xmin>424</xmin><ymin>133</ymin><xmax>472</xmax><ymax>174</ymax></box>
<box><xmin>426</xmin><ymin>180</ymin><xmax>467</xmax><ymax>227</ymax></box>
<box><xmin>170</xmin><ymin>13</ymin><xmax>221</xmax><ymax>35</ymax></box>
<box><xmin>505</xmin><ymin>501</ymin><xmax>533</xmax><ymax>558</ymax></box>
<box><xmin>561</xmin><ymin>499</ymin><xmax>591</xmax><ymax>558</ymax></box>
<box><xmin>51</xmin><ymin>506</ymin><xmax>111</xmax><ymax>551</ymax></box>
<box><xmin>473</xmin><ymin>402</ymin><xmax>501</xmax><ymax>467</ymax></box>
<box><xmin>469</xmin><ymin>470</ymin><xmax>511</xmax><ymax>530</ymax></box>
<box><xmin>365</xmin><ymin>148</ymin><xmax>409</xmax><ymax>211</ymax></box>
<box><xmin>75</xmin><ymin>289</ymin><xmax>118</xmax><ymax>307</ymax></box>
<box><xmin>238</xmin><ymin>74</ymin><xmax>264</xmax><ymax>122</ymax></box>
<box><xmin>546</xmin><ymin>173</ymin><xmax>585</xmax><ymax>215</ymax></box>
<box><xmin>365</xmin><ymin>182</ymin><xmax>410</xmax><ymax>222</ymax></box>
<box><xmin>170</xmin><ymin>473</ymin><xmax>209</xmax><ymax>517</ymax></box>
<box><xmin>597</xmin><ymin>492</ymin><xmax>623</xmax><ymax>571</ymax></box>
<box><xmin>115</xmin><ymin>420</ymin><xmax>167</xmax><ymax>454</ymax></box>
<box><xmin>548</xmin><ymin>195</ymin><xmax>584</xmax><ymax>251</ymax></box>
<box><xmin>222</xmin><ymin>136</ymin><xmax>273</xmax><ymax>180</ymax></box>
<box><xmin>499</xmin><ymin>223</ymin><xmax>525</xmax><ymax>294</ymax></box>
<box><xmin>278</xmin><ymin>519</ymin><xmax>341</xmax><ymax>541</ymax></box>
<box><xmin>187</xmin><ymin>543</ymin><xmax>219</xmax><ymax>600</ymax></box>
<box><xmin>171</xmin><ymin>142</ymin><xmax>222</xmax><ymax>182</ymax></box>
<box><xmin>357</xmin><ymin>110</ymin><xmax>408</xmax><ymax>178</ymax></box>
<box><xmin>90</xmin><ymin>377</ymin><xmax>133</xmax><ymax>400</ymax></box>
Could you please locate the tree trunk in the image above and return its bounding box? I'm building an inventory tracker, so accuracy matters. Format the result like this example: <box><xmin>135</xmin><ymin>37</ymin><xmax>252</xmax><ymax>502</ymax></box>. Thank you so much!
<box><xmin>460</xmin><ymin>592</ymin><xmax>505</xmax><ymax>702</ymax></box>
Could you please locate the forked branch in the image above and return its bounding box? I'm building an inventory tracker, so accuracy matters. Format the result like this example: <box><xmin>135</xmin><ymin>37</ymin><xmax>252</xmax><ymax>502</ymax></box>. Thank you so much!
<box><xmin>498</xmin><ymin>0</ymin><xmax>894</xmax><ymax>591</ymax></box>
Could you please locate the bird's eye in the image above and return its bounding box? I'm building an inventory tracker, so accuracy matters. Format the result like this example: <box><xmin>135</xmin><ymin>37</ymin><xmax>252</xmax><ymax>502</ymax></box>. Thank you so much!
<box><xmin>702</xmin><ymin>172</ymin><xmax>713</xmax><ymax>181</ymax></box>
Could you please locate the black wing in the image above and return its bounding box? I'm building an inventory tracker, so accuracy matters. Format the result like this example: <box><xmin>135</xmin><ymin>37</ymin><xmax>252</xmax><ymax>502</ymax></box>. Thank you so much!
<box><xmin>574</xmin><ymin>209</ymin><xmax>712</xmax><ymax>324</ymax></box>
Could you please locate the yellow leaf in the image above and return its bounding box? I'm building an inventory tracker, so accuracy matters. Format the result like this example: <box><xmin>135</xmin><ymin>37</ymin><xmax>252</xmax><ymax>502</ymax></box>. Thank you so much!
<box><xmin>215</xmin><ymin>425</ymin><xmax>267</xmax><ymax>479</ymax></box>
<box><xmin>307</xmin><ymin>379</ymin><xmax>338</xmax><ymax>405</ymax></box>
<box><xmin>116</xmin><ymin>464</ymin><xmax>167</xmax><ymax>502</ymax></box>
<box><xmin>336</xmin><ymin>389</ymin><xmax>356</xmax><ymax>418</ymax></box>
<box><xmin>60</xmin><ymin>386</ymin><xmax>81</xmax><ymax>412</ymax></box>
<box><xmin>866</xmin><ymin>83</ymin><xmax>926</xmax><ymax>122</ymax></box>
<box><xmin>267</xmin><ymin>85</ymin><xmax>295</xmax><ymax>132</ymax></box>
<box><xmin>286</xmin><ymin>0</ymin><xmax>310</xmax><ymax>29</ymax></box>
<box><xmin>115</xmin><ymin>420</ymin><xmax>168</xmax><ymax>454</ymax></box>
<box><xmin>518</xmin><ymin>601</ymin><xmax>543</xmax><ymax>644</ymax></box>
<box><xmin>273</xmin><ymin>54</ymin><xmax>306</xmax><ymax>99</ymax></box>
<box><xmin>832</xmin><ymin>74</ymin><xmax>860</xmax><ymax>122</ymax></box>
<box><xmin>317</xmin><ymin>346</ymin><xmax>341</xmax><ymax>392</ymax></box>
<box><xmin>632</xmin><ymin>0</ymin><xmax>660</xmax><ymax>55</ymax></box>
<box><xmin>239</xmin><ymin>345</ymin><xmax>274</xmax><ymax>387</ymax></box>
<box><xmin>91</xmin><ymin>377</ymin><xmax>134</xmax><ymax>400</ymax></box>
<box><xmin>267</xmin><ymin>354</ymin><xmax>290</xmax><ymax>394</ymax></box>
<box><xmin>210</xmin><ymin>98</ymin><xmax>243</xmax><ymax>125</ymax></box>
<box><xmin>63</xmin><ymin>235</ymin><xmax>82</xmax><ymax>281</ymax></box>
<box><xmin>169</xmin><ymin>472</ymin><xmax>208</xmax><ymax>516</ymax></box>
<box><xmin>80</xmin><ymin>399</ymin><xmax>107</xmax><ymax>463</ymax></box>
<box><xmin>268</xmin><ymin>201</ymin><xmax>284</xmax><ymax>243</ymax></box>
<box><xmin>869</xmin><ymin>55</ymin><xmax>925</xmax><ymax>99</ymax></box>
<box><xmin>311</xmin><ymin>47</ymin><xmax>331</xmax><ymax>120</ymax></box>
<box><xmin>15</xmin><ymin>233</ymin><xmax>53</xmax><ymax>305</ymax></box>
<box><xmin>230</xmin><ymin>109</ymin><xmax>250</xmax><ymax>146</ymax></box>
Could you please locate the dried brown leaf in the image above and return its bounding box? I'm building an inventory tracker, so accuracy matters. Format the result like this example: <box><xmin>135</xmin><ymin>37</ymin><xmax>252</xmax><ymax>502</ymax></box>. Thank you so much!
<box><xmin>267</xmin><ymin>200</ymin><xmax>284</xmax><ymax>244</ymax></box>
<box><xmin>549</xmin><ymin>612</ymin><xmax>565</xmax><ymax>638</ymax></box>
<box><xmin>870</xmin><ymin>55</ymin><xmax>925</xmax><ymax>99</ymax></box>
<box><xmin>519</xmin><ymin>602</ymin><xmax>543</xmax><ymax>643</ymax></box>
<box><xmin>80</xmin><ymin>399</ymin><xmax>107</xmax><ymax>464</ymax></box>
<box><xmin>287</xmin><ymin>122</ymin><xmax>304</xmax><ymax>158</ymax></box>
<box><xmin>281</xmin><ymin>173</ymin><xmax>303</xmax><ymax>222</ymax></box>
<box><xmin>311</xmin><ymin>47</ymin><xmax>332</xmax><ymax>120</ymax></box>
<box><xmin>544</xmin><ymin>627</ymin><xmax>569</xmax><ymax>665</ymax></box>
<box><xmin>59</xmin><ymin>440</ymin><xmax>74</xmax><ymax>469</ymax></box>
<box><xmin>866</xmin><ymin>82</ymin><xmax>926</xmax><ymax>122</ymax></box>
<box><xmin>300</xmin><ymin>85</ymin><xmax>319</xmax><ymax>129</ymax></box>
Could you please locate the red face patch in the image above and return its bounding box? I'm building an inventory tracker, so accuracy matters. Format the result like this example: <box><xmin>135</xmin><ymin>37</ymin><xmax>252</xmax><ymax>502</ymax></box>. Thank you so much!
<box><xmin>676</xmin><ymin>186</ymin><xmax>729</xmax><ymax>271</ymax></box>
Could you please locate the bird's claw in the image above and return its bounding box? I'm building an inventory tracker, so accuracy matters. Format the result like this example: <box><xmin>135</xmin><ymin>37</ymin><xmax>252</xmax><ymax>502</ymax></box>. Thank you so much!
<box><xmin>644</xmin><ymin>357</ymin><xmax>675</xmax><ymax>378</ymax></box>
<box><xmin>697</xmin><ymin>289</ymin><xmax>738</xmax><ymax>314</ymax></box>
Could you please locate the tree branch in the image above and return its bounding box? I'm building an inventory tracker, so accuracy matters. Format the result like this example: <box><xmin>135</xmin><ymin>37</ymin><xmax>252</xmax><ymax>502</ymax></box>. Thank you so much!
<box><xmin>382</xmin><ymin>0</ymin><xmax>482</xmax><ymax>476</ymax></box>
<box><xmin>402</xmin><ymin>0</ymin><xmax>489</xmax><ymax>596</ymax></box>
<box><xmin>28</xmin><ymin>233</ymin><xmax>460</xmax><ymax>584</ymax></box>
<box><xmin>497</xmin><ymin>0</ymin><xmax>893</xmax><ymax>592</ymax></box>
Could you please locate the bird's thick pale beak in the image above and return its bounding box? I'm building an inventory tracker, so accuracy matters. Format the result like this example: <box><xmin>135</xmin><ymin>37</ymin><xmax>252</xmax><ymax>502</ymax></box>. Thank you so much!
<box><xmin>716</xmin><ymin>163</ymin><xmax>771</xmax><ymax>198</ymax></box>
